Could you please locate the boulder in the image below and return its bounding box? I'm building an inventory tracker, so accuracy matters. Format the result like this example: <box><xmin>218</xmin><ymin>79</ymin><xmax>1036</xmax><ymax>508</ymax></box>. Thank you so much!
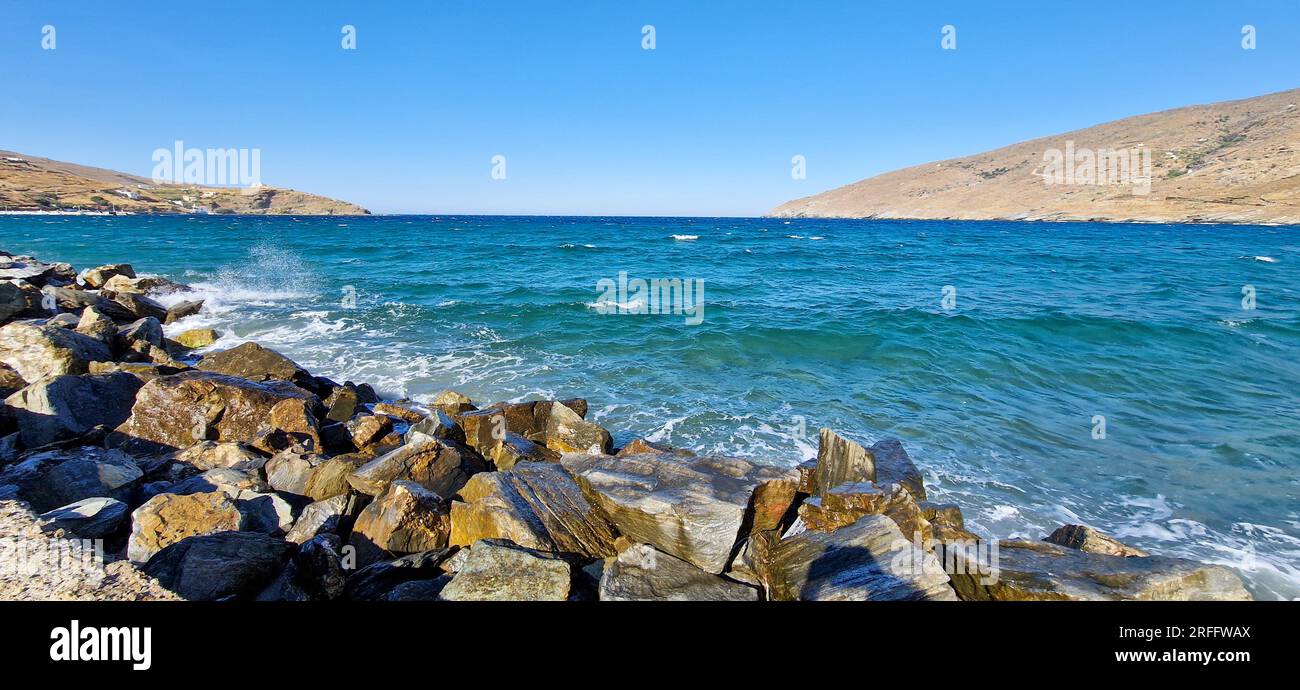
<box><xmin>543</xmin><ymin>401</ymin><xmax>612</xmax><ymax>454</ymax></box>
<box><xmin>616</xmin><ymin>438</ymin><xmax>695</xmax><ymax>458</ymax></box>
<box><xmin>42</xmin><ymin>286</ymin><xmax>135</xmax><ymax>321</ymax></box>
<box><xmin>323</xmin><ymin>385</ymin><xmax>360</xmax><ymax>423</ymax></box>
<box><xmin>343</xmin><ymin>549</ymin><xmax>455</xmax><ymax>601</ymax></box>
<box><xmin>4</xmin><ymin>372</ymin><xmax>143</xmax><ymax>447</ymax></box>
<box><xmin>438</xmin><ymin>539</ymin><xmax>571</xmax><ymax>601</ymax></box>
<box><xmin>196</xmin><ymin>342</ymin><xmax>318</xmax><ymax>392</ymax></box>
<box><xmin>101</xmin><ymin>273</ymin><xmax>189</xmax><ymax>295</ymax></box>
<box><xmin>763</xmin><ymin>514</ymin><xmax>958</xmax><ymax>601</ymax></box>
<box><xmin>562</xmin><ymin>451</ymin><xmax>796</xmax><ymax>573</ymax></box>
<box><xmin>0</xmin><ymin>280</ymin><xmax>43</xmax><ymax>321</ymax></box>
<box><xmin>170</xmin><ymin>441</ymin><xmax>266</xmax><ymax>472</ymax></box>
<box><xmin>265</xmin><ymin>448</ymin><xmax>364</xmax><ymax>500</ymax></box>
<box><xmin>1045</xmin><ymin>524</ymin><xmax>1148</xmax><ymax>557</ymax></box>
<box><xmin>372</xmin><ymin>401</ymin><xmax>427</xmax><ymax>424</ymax></box>
<box><xmin>82</xmin><ymin>264</ymin><xmax>135</xmax><ymax>289</ymax></box>
<box><xmin>948</xmin><ymin>539</ymin><xmax>1251</xmax><ymax>601</ymax></box>
<box><xmin>487</xmin><ymin>432</ymin><xmax>560</xmax><ymax>470</ymax></box>
<box><xmin>173</xmin><ymin>328</ymin><xmax>219</xmax><ymax>349</ymax></box>
<box><xmin>798</xmin><ymin>481</ymin><xmax>932</xmax><ymax>545</ymax></box>
<box><xmin>600</xmin><ymin>543</ymin><xmax>759</xmax><ymax>601</ymax></box>
<box><xmin>0</xmin><ymin>322</ymin><xmax>112</xmax><ymax>381</ymax></box>
<box><xmin>449</xmin><ymin>462</ymin><xmax>619</xmax><ymax>558</ymax></box>
<box><xmin>432</xmin><ymin>390</ymin><xmax>473</xmax><ymax>408</ymax></box>
<box><xmin>87</xmin><ymin>361</ymin><xmax>184</xmax><ymax>382</ymax></box>
<box><xmin>167</xmin><ymin>467</ymin><xmax>269</xmax><ymax>496</ymax></box>
<box><xmin>813</xmin><ymin>428</ymin><xmax>874</xmax><ymax>497</ymax></box>
<box><xmin>115</xmin><ymin>370</ymin><xmax>321</xmax><ymax>453</ymax></box>
<box><xmin>108</xmin><ymin>291</ymin><xmax>168</xmax><ymax>321</ymax></box>
<box><xmin>142</xmin><ymin>531</ymin><xmax>292</xmax><ymax>601</ymax></box>
<box><xmin>869</xmin><ymin>438</ymin><xmax>927</xmax><ymax>500</ymax></box>
<box><xmin>0</xmin><ymin>362</ymin><xmax>25</xmax><ymax>398</ymax></box>
<box><xmin>404</xmin><ymin>408</ymin><xmax>466</xmax><ymax>445</ymax></box>
<box><xmin>38</xmin><ymin>496</ymin><xmax>130</xmax><ymax>538</ymax></box>
<box><xmin>348</xmin><ymin>480</ymin><xmax>451</xmax><ymax>566</ymax></box>
<box><xmin>255</xmin><ymin>533</ymin><xmax>349</xmax><ymax>601</ymax></box>
<box><xmin>284</xmin><ymin>493</ymin><xmax>367</xmax><ymax>544</ymax></box>
<box><xmin>0</xmin><ymin>256</ymin><xmax>67</xmax><ymax>285</ymax></box>
<box><xmin>127</xmin><ymin>490</ymin><xmax>245</xmax><ymax>563</ymax></box>
<box><xmin>749</xmin><ymin>474</ymin><xmax>802</xmax><ymax>532</ymax></box>
<box><xmin>458</xmin><ymin>399</ymin><xmax>587</xmax><ymax>453</ymax></box>
<box><xmin>163</xmin><ymin>300</ymin><xmax>204</xmax><ymax>324</ymax></box>
<box><xmin>0</xmin><ymin>446</ymin><xmax>143</xmax><ymax>512</ymax></box>
<box><xmin>347</xmin><ymin>436</ymin><xmax>487</xmax><ymax>498</ymax></box>
<box><xmin>383</xmin><ymin>576</ymin><xmax>451</xmax><ymax>601</ymax></box>
<box><xmin>47</xmin><ymin>312</ymin><xmax>79</xmax><ymax>328</ymax></box>
<box><xmin>346</xmin><ymin>413</ymin><xmax>393</xmax><ymax>450</ymax></box>
<box><xmin>75</xmin><ymin>305</ymin><xmax>118</xmax><ymax>343</ymax></box>
<box><xmin>920</xmin><ymin>501</ymin><xmax>979</xmax><ymax>543</ymax></box>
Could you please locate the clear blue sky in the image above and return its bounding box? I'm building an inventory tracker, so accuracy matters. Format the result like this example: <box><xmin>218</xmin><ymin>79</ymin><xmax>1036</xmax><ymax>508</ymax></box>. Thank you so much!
<box><xmin>2</xmin><ymin>0</ymin><xmax>1298</xmax><ymax>215</ymax></box>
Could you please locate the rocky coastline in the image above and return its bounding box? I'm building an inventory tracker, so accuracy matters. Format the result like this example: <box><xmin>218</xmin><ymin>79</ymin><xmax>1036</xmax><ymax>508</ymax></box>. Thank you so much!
<box><xmin>0</xmin><ymin>250</ymin><xmax>1254</xmax><ymax>601</ymax></box>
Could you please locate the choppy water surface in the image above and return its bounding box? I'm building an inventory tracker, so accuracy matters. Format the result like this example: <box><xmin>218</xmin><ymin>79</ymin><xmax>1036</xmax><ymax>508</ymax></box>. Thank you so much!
<box><xmin>4</xmin><ymin>215</ymin><xmax>1298</xmax><ymax>598</ymax></box>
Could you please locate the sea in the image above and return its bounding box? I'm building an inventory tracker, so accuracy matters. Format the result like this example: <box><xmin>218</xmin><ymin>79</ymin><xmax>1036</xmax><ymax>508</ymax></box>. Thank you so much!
<box><xmin>3</xmin><ymin>214</ymin><xmax>1298</xmax><ymax>599</ymax></box>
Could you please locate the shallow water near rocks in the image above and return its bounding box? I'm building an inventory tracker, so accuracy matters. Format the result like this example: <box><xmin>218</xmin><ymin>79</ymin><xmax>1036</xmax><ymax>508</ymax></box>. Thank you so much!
<box><xmin>4</xmin><ymin>215</ymin><xmax>1299</xmax><ymax>599</ymax></box>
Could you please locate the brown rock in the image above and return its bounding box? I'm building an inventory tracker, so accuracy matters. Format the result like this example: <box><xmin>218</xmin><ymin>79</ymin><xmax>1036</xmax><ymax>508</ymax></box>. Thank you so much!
<box><xmin>163</xmin><ymin>300</ymin><xmax>204</xmax><ymax>325</ymax></box>
<box><xmin>196</xmin><ymin>342</ymin><xmax>316</xmax><ymax>392</ymax></box>
<box><xmin>348</xmin><ymin>480</ymin><xmax>451</xmax><ymax>567</ymax></box>
<box><xmin>543</xmin><ymin>400</ymin><xmax>613</xmax><ymax>454</ymax></box>
<box><xmin>1045</xmin><ymin>524</ymin><xmax>1148</xmax><ymax>557</ymax></box>
<box><xmin>0</xmin><ymin>322</ymin><xmax>111</xmax><ymax>381</ymax></box>
<box><xmin>173</xmin><ymin>328</ymin><xmax>219</xmax><ymax>349</ymax></box>
<box><xmin>488</xmin><ymin>432</ymin><xmax>560</xmax><ymax>471</ymax></box>
<box><xmin>870</xmin><ymin>438</ymin><xmax>927</xmax><ymax>500</ymax></box>
<box><xmin>346</xmin><ymin>436</ymin><xmax>487</xmax><ymax>498</ymax></box>
<box><xmin>616</xmin><ymin>438</ymin><xmax>695</xmax><ymax>457</ymax></box>
<box><xmin>372</xmin><ymin>401</ymin><xmax>426</xmax><ymax>424</ymax></box>
<box><xmin>813</xmin><ymin>428</ymin><xmax>874</xmax><ymax>497</ymax></box>
<box><xmin>127</xmin><ymin>490</ymin><xmax>244</xmax><ymax>563</ymax></box>
<box><xmin>82</xmin><ymin>264</ymin><xmax>135</xmax><ymax>289</ymax></box>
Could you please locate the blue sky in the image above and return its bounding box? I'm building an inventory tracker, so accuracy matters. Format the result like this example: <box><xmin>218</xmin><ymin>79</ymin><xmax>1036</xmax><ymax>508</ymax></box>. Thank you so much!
<box><xmin>2</xmin><ymin>1</ymin><xmax>1298</xmax><ymax>215</ymax></box>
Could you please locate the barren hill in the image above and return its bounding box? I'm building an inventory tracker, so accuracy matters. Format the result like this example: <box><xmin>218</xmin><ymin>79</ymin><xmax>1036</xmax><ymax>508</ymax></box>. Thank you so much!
<box><xmin>771</xmin><ymin>89</ymin><xmax>1300</xmax><ymax>225</ymax></box>
<box><xmin>0</xmin><ymin>149</ymin><xmax>369</xmax><ymax>215</ymax></box>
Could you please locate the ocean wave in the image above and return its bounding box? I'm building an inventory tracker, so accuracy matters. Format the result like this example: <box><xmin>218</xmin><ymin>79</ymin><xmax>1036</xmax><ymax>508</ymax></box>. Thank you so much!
<box><xmin>671</xmin><ymin>234</ymin><xmax>698</xmax><ymax>241</ymax></box>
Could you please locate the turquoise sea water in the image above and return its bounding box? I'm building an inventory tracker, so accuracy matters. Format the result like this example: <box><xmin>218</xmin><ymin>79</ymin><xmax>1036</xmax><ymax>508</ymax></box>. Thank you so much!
<box><xmin>3</xmin><ymin>215</ymin><xmax>1298</xmax><ymax>598</ymax></box>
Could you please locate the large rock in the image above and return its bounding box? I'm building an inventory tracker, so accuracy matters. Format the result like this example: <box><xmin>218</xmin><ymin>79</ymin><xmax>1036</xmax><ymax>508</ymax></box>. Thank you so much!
<box><xmin>869</xmin><ymin>438</ymin><xmax>926</xmax><ymax>500</ymax></box>
<box><xmin>348</xmin><ymin>480</ymin><xmax>451</xmax><ymax>567</ymax></box>
<box><xmin>342</xmin><ymin>548</ymin><xmax>455</xmax><ymax>601</ymax></box>
<box><xmin>438</xmin><ymin>539</ymin><xmax>572</xmax><ymax>601</ymax></box>
<box><xmin>116</xmin><ymin>317</ymin><xmax>164</xmax><ymax>351</ymax></box>
<box><xmin>256</xmin><ymin>534</ymin><xmax>349</xmax><ymax>601</ymax></box>
<box><xmin>600</xmin><ymin>543</ymin><xmax>759</xmax><ymax>601</ymax></box>
<box><xmin>163</xmin><ymin>300</ymin><xmax>204</xmax><ymax>325</ymax></box>
<box><xmin>5</xmin><ymin>372</ymin><xmax>142</xmax><ymax>447</ymax></box>
<box><xmin>0</xmin><ymin>447</ymin><xmax>143</xmax><ymax>512</ymax></box>
<box><xmin>797</xmin><ymin>481</ymin><xmax>933</xmax><ymax>545</ymax></box>
<box><xmin>347</xmin><ymin>436</ymin><xmax>487</xmax><ymax>498</ymax></box>
<box><xmin>127</xmin><ymin>490</ymin><xmax>245</xmax><ymax>563</ymax></box>
<box><xmin>265</xmin><ymin>448</ymin><xmax>364</xmax><ymax>500</ymax></box>
<box><xmin>170</xmin><ymin>441</ymin><xmax>266</xmax><ymax>472</ymax></box>
<box><xmin>949</xmin><ymin>539</ymin><xmax>1249</xmax><ymax>601</ymax></box>
<box><xmin>458</xmin><ymin>399</ymin><xmax>588</xmax><ymax>454</ymax></box>
<box><xmin>38</xmin><ymin>496</ymin><xmax>130</xmax><ymax>538</ymax></box>
<box><xmin>1045</xmin><ymin>524</ymin><xmax>1148</xmax><ymax>557</ymax></box>
<box><xmin>762</xmin><ymin>514</ymin><xmax>958</xmax><ymax>601</ymax></box>
<box><xmin>284</xmin><ymin>493</ymin><xmax>367</xmax><ymax>544</ymax></box>
<box><xmin>82</xmin><ymin>264</ymin><xmax>135</xmax><ymax>289</ymax></box>
<box><xmin>173</xmin><ymin>328</ymin><xmax>219</xmax><ymax>349</ymax></box>
<box><xmin>0</xmin><ymin>281</ymin><xmax>42</xmax><ymax>321</ymax></box>
<box><xmin>142</xmin><ymin>531</ymin><xmax>292</xmax><ymax>601</ymax></box>
<box><xmin>196</xmin><ymin>342</ymin><xmax>317</xmax><ymax>392</ymax></box>
<box><xmin>102</xmin><ymin>273</ymin><xmax>189</xmax><ymax>295</ymax></box>
<box><xmin>108</xmin><ymin>291</ymin><xmax>168</xmax><ymax>321</ymax></box>
<box><xmin>486</xmin><ymin>432</ymin><xmax>559</xmax><ymax>470</ymax></box>
<box><xmin>813</xmin><ymin>428</ymin><xmax>874</xmax><ymax>497</ymax></box>
<box><xmin>74</xmin><ymin>305</ymin><xmax>118</xmax><ymax>343</ymax></box>
<box><xmin>0</xmin><ymin>322</ymin><xmax>111</xmax><ymax>381</ymax></box>
<box><xmin>543</xmin><ymin>401</ymin><xmax>612</xmax><ymax>454</ymax></box>
<box><xmin>115</xmin><ymin>370</ymin><xmax>321</xmax><ymax>452</ymax></box>
<box><xmin>449</xmin><ymin>462</ymin><xmax>619</xmax><ymax>558</ymax></box>
<box><xmin>404</xmin><ymin>408</ymin><xmax>466</xmax><ymax>445</ymax></box>
<box><xmin>562</xmin><ymin>451</ymin><xmax>795</xmax><ymax>573</ymax></box>
<box><xmin>0</xmin><ymin>362</ymin><xmax>25</xmax><ymax>397</ymax></box>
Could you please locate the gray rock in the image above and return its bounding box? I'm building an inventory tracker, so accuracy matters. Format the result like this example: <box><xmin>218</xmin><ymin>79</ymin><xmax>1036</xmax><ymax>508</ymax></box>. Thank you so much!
<box><xmin>0</xmin><ymin>322</ymin><xmax>112</xmax><ymax>381</ymax></box>
<box><xmin>46</xmin><ymin>312</ymin><xmax>79</xmax><ymax>328</ymax></box>
<box><xmin>256</xmin><ymin>534</ymin><xmax>349</xmax><ymax>601</ymax></box>
<box><xmin>116</xmin><ymin>317</ymin><xmax>164</xmax><ymax>351</ymax></box>
<box><xmin>284</xmin><ymin>493</ymin><xmax>367</xmax><ymax>544</ymax></box>
<box><xmin>486</xmin><ymin>432</ymin><xmax>559</xmax><ymax>471</ymax></box>
<box><xmin>83</xmin><ymin>264</ymin><xmax>135</xmax><ymax>289</ymax></box>
<box><xmin>163</xmin><ymin>299</ymin><xmax>203</xmax><ymax>325</ymax></box>
<box><xmin>404</xmin><ymin>408</ymin><xmax>466</xmax><ymax>445</ymax></box>
<box><xmin>0</xmin><ymin>446</ymin><xmax>143</xmax><ymax>512</ymax></box>
<box><xmin>763</xmin><ymin>514</ymin><xmax>958</xmax><ymax>601</ymax></box>
<box><xmin>438</xmin><ymin>539</ymin><xmax>571</xmax><ymax>601</ymax></box>
<box><xmin>75</xmin><ymin>305</ymin><xmax>118</xmax><ymax>343</ymax></box>
<box><xmin>1044</xmin><ymin>524</ymin><xmax>1148</xmax><ymax>557</ymax></box>
<box><xmin>562</xmin><ymin>451</ymin><xmax>795</xmax><ymax>573</ymax></box>
<box><xmin>5</xmin><ymin>372</ymin><xmax>142</xmax><ymax>447</ymax></box>
<box><xmin>813</xmin><ymin>428</ymin><xmax>874</xmax><ymax>497</ymax></box>
<box><xmin>543</xmin><ymin>400</ymin><xmax>612</xmax><ymax>454</ymax></box>
<box><xmin>143</xmin><ymin>531</ymin><xmax>292</xmax><ymax>601</ymax></box>
<box><xmin>108</xmin><ymin>291</ymin><xmax>168</xmax><ymax>321</ymax></box>
<box><xmin>170</xmin><ymin>441</ymin><xmax>266</xmax><ymax>472</ymax></box>
<box><xmin>343</xmin><ymin>549</ymin><xmax>456</xmax><ymax>601</ymax></box>
<box><xmin>38</xmin><ymin>496</ymin><xmax>130</xmax><ymax>538</ymax></box>
<box><xmin>600</xmin><ymin>543</ymin><xmax>759</xmax><ymax>601</ymax></box>
<box><xmin>869</xmin><ymin>438</ymin><xmax>926</xmax><ymax>500</ymax></box>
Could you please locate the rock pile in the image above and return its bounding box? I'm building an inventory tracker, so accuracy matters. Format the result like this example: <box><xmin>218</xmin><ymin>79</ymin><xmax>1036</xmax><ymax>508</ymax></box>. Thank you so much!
<box><xmin>0</xmin><ymin>250</ymin><xmax>1253</xmax><ymax>601</ymax></box>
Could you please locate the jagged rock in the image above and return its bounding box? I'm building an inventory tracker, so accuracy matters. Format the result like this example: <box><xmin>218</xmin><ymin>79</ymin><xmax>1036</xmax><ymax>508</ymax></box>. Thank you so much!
<box><xmin>600</xmin><ymin>543</ymin><xmax>759</xmax><ymax>601</ymax></box>
<box><xmin>763</xmin><ymin>514</ymin><xmax>958</xmax><ymax>601</ymax></box>
<box><xmin>543</xmin><ymin>401</ymin><xmax>612</xmax><ymax>454</ymax></box>
<box><xmin>115</xmin><ymin>370</ymin><xmax>321</xmax><ymax>453</ymax></box>
<box><xmin>173</xmin><ymin>328</ymin><xmax>219</xmax><ymax>349</ymax></box>
<box><xmin>347</xmin><ymin>436</ymin><xmax>487</xmax><ymax>498</ymax></box>
<box><xmin>798</xmin><ymin>481</ymin><xmax>933</xmax><ymax>546</ymax></box>
<box><xmin>750</xmin><ymin>473</ymin><xmax>801</xmax><ymax>532</ymax></box>
<box><xmin>919</xmin><ymin>501</ymin><xmax>979</xmax><ymax>542</ymax></box>
<box><xmin>459</xmin><ymin>400</ymin><xmax>588</xmax><ymax>453</ymax></box>
<box><xmin>449</xmin><ymin>462</ymin><xmax>618</xmax><ymax>557</ymax></box>
<box><xmin>372</xmin><ymin>401</ymin><xmax>426</xmax><ymax>424</ymax></box>
<box><xmin>117</xmin><ymin>317</ymin><xmax>164</xmax><ymax>351</ymax></box>
<box><xmin>1045</xmin><ymin>524</ymin><xmax>1148</xmax><ymax>557</ymax></box>
<box><xmin>108</xmin><ymin>291</ymin><xmax>168</xmax><ymax>321</ymax></box>
<box><xmin>265</xmin><ymin>448</ymin><xmax>363</xmax><ymax>500</ymax></box>
<box><xmin>487</xmin><ymin>432</ymin><xmax>560</xmax><ymax>470</ymax></box>
<box><xmin>127</xmin><ymin>490</ymin><xmax>245</xmax><ymax>563</ymax></box>
<box><xmin>82</xmin><ymin>264</ymin><xmax>135</xmax><ymax>289</ymax></box>
<box><xmin>47</xmin><ymin>312</ymin><xmax>79</xmax><ymax>328</ymax></box>
<box><xmin>869</xmin><ymin>438</ymin><xmax>927</xmax><ymax>500</ymax></box>
<box><xmin>102</xmin><ymin>274</ymin><xmax>189</xmax><ymax>295</ymax></box>
<box><xmin>0</xmin><ymin>446</ymin><xmax>143</xmax><ymax>512</ymax></box>
<box><xmin>949</xmin><ymin>539</ymin><xmax>1250</xmax><ymax>601</ymax></box>
<box><xmin>74</xmin><ymin>305</ymin><xmax>117</xmax><ymax>343</ymax></box>
<box><xmin>343</xmin><ymin>549</ymin><xmax>455</xmax><ymax>601</ymax></box>
<box><xmin>256</xmin><ymin>533</ymin><xmax>349</xmax><ymax>601</ymax></box>
<box><xmin>4</xmin><ymin>372</ymin><xmax>142</xmax><ymax>447</ymax></box>
<box><xmin>42</xmin><ymin>286</ymin><xmax>134</xmax><ymax>321</ymax></box>
<box><xmin>432</xmin><ymin>390</ymin><xmax>473</xmax><ymax>409</ymax></box>
<box><xmin>616</xmin><ymin>438</ymin><xmax>695</xmax><ymax>457</ymax></box>
<box><xmin>284</xmin><ymin>493</ymin><xmax>367</xmax><ymax>544</ymax></box>
<box><xmin>348</xmin><ymin>480</ymin><xmax>450</xmax><ymax>566</ymax></box>
<box><xmin>143</xmin><ymin>531</ymin><xmax>292</xmax><ymax>601</ymax></box>
<box><xmin>438</xmin><ymin>539</ymin><xmax>571</xmax><ymax>601</ymax></box>
<box><xmin>383</xmin><ymin>576</ymin><xmax>451</xmax><ymax>601</ymax></box>
<box><xmin>813</xmin><ymin>428</ymin><xmax>874</xmax><ymax>497</ymax></box>
<box><xmin>163</xmin><ymin>300</ymin><xmax>203</xmax><ymax>325</ymax></box>
<box><xmin>38</xmin><ymin>497</ymin><xmax>130</xmax><ymax>538</ymax></box>
<box><xmin>795</xmin><ymin>458</ymin><xmax>818</xmax><ymax>494</ymax></box>
<box><xmin>562</xmin><ymin>451</ymin><xmax>797</xmax><ymax>573</ymax></box>
<box><xmin>171</xmin><ymin>441</ymin><xmax>266</xmax><ymax>472</ymax></box>
<box><xmin>0</xmin><ymin>256</ymin><xmax>64</xmax><ymax>285</ymax></box>
<box><xmin>404</xmin><ymin>408</ymin><xmax>466</xmax><ymax>445</ymax></box>
<box><xmin>346</xmin><ymin>414</ymin><xmax>393</xmax><ymax>450</ymax></box>
<box><xmin>0</xmin><ymin>362</ymin><xmax>25</xmax><ymax>397</ymax></box>
<box><xmin>167</xmin><ymin>467</ymin><xmax>269</xmax><ymax>496</ymax></box>
<box><xmin>323</xmin><ymin>384</ymin><xmax>360</xmax><ymax>423</ymax></box>
<box><xmin>87</xmin><ymin>361</ymin><xmax>184</xmax><ymax>382</ymax></box>
<box><xmin>196</xmin><ymin>341</ymin><xmax>318</xmax><ymax>391</ymax></box>
<box><xmin>0</xmin><ymin>322</ymin><xmax>112</xmax><ymax>381</ymax></box>
<box><xmin>0</xmin><ymin>280</ymin><xmax>42</xmax><ymax>321</ymax></box>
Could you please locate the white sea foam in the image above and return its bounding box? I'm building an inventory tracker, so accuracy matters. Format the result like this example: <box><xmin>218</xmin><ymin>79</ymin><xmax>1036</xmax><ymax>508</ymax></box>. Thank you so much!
<box><xmin>671</xmin><ymin>234</ymin><xmax>698</xmax><ymax>241</ymax></box>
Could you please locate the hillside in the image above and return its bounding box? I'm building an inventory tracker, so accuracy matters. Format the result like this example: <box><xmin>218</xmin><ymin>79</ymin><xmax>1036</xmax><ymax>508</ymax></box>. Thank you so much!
<box><xmin>771</xmin><ymin>89</ymin><xmax>1300</xmax><ymax>225</ymax></box>
<box><xmin>0</xmin><ymin>149</ymin><xmax>369</xmax><ymax>215</ymax></box>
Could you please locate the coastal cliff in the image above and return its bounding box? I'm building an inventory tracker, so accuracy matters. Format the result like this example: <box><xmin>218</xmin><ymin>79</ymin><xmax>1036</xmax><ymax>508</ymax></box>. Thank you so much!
<box><xmin>772</xmin><ymin>88</ymin><xmax>1300</xmax><ymax>225</ymax></box>
<box><xmin>0</xmin><ymin>250</ymin><xmax>1253</xmax><ymax>601</ymax></box>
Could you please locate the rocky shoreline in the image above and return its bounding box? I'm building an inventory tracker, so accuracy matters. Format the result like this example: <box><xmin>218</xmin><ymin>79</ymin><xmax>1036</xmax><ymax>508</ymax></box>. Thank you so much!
<box><xmin>0</xmin><ymin>250</ymin><xmax>1254</xmax><ymax>601</ymax></box>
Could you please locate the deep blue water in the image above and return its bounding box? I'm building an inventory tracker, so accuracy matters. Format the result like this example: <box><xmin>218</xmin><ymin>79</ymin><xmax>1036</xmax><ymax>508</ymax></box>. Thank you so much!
<box><xmin>3</xmin><ymin>214</ymin><xmax>1298</xmax><ymax>598</ymax></box>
